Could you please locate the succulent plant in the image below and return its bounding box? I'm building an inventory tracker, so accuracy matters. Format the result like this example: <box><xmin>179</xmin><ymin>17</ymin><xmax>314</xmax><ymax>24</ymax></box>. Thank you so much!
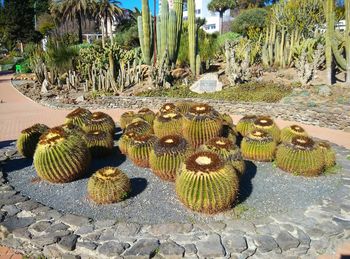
<box><xmin>241</xmin><ymin>129</ymin><xmax>277</xmax><ymax>161</ymax></box>
<box><xmin>183</xmin><ymin>103</ymin><xmax>223</xmax><ymax>148</ymax></box>
<box><xmin>120</xmin><ymin>111</ymin><xmax>136</xmax><ymax>130</ymax></box>
<box><xmin>149</xmin><ymin>135</ymin><xmax>192</xmax><ymax>181</ymax></box>
<box><xmin>34</xmin><ymin>127</ymin><xmax>90</xmax><ymax>183</ymax></box>
<box><xmin>175</xmin><ymin>101</ymin><xmax>196</xmax><ymax>115</ymax></box>
<box><xmin>137</xmin><ymin>108</ymin><xmax>156</xmax><ymax>125</ymax></box>
<box><xmin>59</xmin><ymin>123</ymin><xmax>88</xmax><ymax>144</ymax></box>
<box><xmin>87</xmin><ymin>167</ymin><xmax>131</xmax><ymax>204</ymax></box>
<box><xmin>118</xmin><ymin>131</ymin><xmax>140</xmax><ymax>155</ymax></box>
<box><xmin>86</xmin><ymin>130</ymin><xmax>114</xmax><ymax>158</ymax></box>
<box><xmin>276</xmin><ymin>136</ymin><xmax>324</xmax><ymax>176</ymax></box>
<box><xmin>128</xmin><ymin>134</ymin><xmax>157</xmax><ymax>167</ymax></box>
<box><xmin>65</xmin><ymin>108</ymin><xmax>92</xmax><ymax>128</ymax></box>
<box><xmin>280</xmin><ymin>125</ymin><xmax>308</xmax><ymax>143</ymax></box>
<box><xmin>317</xmin><ymin>141</ymin><xmax>336</xmax><ymax>169</ymax></box>
<box><xmin>82</xmin><ymin>112</ymin><xmax>115</xmax><ymax>135</ymax></box>
<box><xmin>17</xmin><ymin>124</ymin><xmax>49</xmax><ymax>158</ymax></box>
<box><xmin>236</xmin><ymin>115</ymin><xmax>257</xmax><ymax>136</ymax></box>
<box><xmin>153</xmin><ymin>112</ymin><xmax>183</xmax><ymax>138</ymax></box>
<box><xmin>159</xmin><ymin>103</ymin><xmax>178</xmax><ymax>114</ymax></box>
<box><xmin>125</xmin><ymin>119</ymin><xmax>153</xmax><ymax>135</ymax></box>
<box><xmin>175</xmin><ymin>151</ymin><xmax>239</xmax><ymax>213</ymax></box>
<box><xmin>199</xmin><ymin>137</ymin><xmax>245</xmax><ymax>177</ymax></box>
<box><xmin>253</xmin><ymin>116</ymin><xmax>281</xmax><ymax>142</ymax></box>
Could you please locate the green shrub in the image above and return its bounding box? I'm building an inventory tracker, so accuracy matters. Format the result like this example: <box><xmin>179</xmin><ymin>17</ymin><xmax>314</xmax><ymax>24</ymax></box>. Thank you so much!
<box><xmin>231</xmin><ymin>8</ymin><xmax>268</xmax><ymax>36</ymax></box>
<box><xmin>216</xmin><ymin>32</ymin><xmax>241</xmax><ymax>50</ymax></box>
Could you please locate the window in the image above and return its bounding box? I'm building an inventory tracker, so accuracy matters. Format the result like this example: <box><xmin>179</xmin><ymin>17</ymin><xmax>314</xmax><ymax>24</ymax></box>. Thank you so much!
<box><xmin>205</xmin><ymin>24</ymin><xmax>216</xmax><ymax>30</ymax></box>
<box><xmin>195</xmin><ymin>9</ymin><xmax>201</xmax><ymax>14</ymax></box>
<box><xmin>183</xmin><ymin>16</ymin><xmax>188</xmax><ymax>21</ymax></box>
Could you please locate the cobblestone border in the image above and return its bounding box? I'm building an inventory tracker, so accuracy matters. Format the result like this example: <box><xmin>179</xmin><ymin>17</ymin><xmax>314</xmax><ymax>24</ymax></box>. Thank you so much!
<box><xmin>0</xmin><ymin>141</ymin><xmax>349</xmax><ymax>258</ymax></box>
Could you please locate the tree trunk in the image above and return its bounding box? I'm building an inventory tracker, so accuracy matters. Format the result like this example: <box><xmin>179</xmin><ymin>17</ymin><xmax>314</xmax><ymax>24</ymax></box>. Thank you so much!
<box><xmin>77</xmin><ymin>12</ymin><xmax>83</xmax><ymax>44</ymax></box>
<box><xmin>104</xmin><ymin>11</ymin><xmax>109</xmax><ymax>44</ymax></box>
<box><xmin>109</xmin><ymin>18</ymin><xmax>114</xmax><ymax>43</ymax></box>
<box><xmin>101</xmin><ymin>17</ymin><xmax>105</xmax><ymax>47</ymax></box>
<box><xmin>219</xmin><ymin>11</ymin><xmax>224</xmax><ymax>35</ymax></box>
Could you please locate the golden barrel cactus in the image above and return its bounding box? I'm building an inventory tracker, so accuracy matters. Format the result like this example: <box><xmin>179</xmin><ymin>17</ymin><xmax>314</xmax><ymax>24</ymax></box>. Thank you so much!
<box><xmin>17</xmin><ymin>124</ymin><xmax>49</xmax><ymax>158</ymax></box>
<box><xmin>159</xmin><ymin>103</ymin><xmax>178</xmax><ymax>114</ymax></box>
<box><xmin>200</xmin><ymin>137</ymin><xmax>245</xmax><ymax>177</ymax></box>
<box><xmin>128</xmin><ymin>134</ymin><xmax>157</xmax><ymax>167</ymax></box>
<box><xmin>280</xmin><ymin>125</ymin><xmax>308</xmax><ymax>143</ymax></box>
<box><xmin>120</xmin><ymin>111</ymin><xmax>136</xmax><ymax>130</ymax></box>
<box><xmin>153</xmin><ymin>112</ymin><xmax>183</xmax><ymax>138</ymax></box>
<box><xmin>87</xmin><ymin>167</ymin><xmax>131</xmax><ymax>204</ymax></box>
<box><xmin>125</xmin><ymin>119</ymin><xmax>153</xmax><ymax>135</ymax></box>
<box><xmin>82</xmin><ymin>112</ymin><xmax>115</xmax><ymax>135</ymax></box>
<box><xmin>65</xmin><ymin>108</ymin><xmax>92</xmax><ymax>128</ymax></box>
<box><xmin>34</xmin><ymin>127</ymin><xmax>90</xmax><ymax>183</ymax></box>
<box><xmin>137</xmin><ymin>108</ymin><xmax>156</xmax><ymax>125</ymax></box>
<box><xmin>241</xmin><ymin>129</ymin><xmax>277</xmax><ymax>162</ymax></box>
<box><xmin>149</xmin><ymin>135</ymin><xmax>192</xmax><ymax>181</ymax></box>
<box><xmin>276</xmin><ymin>136</ymin><xmax>324</xmax><ymax>176</ymax></box>
<box><xmin>175</xmin><ymin>151</ymin><xmax>239</xmax><ymax>213</ymax></box>
<box><xmin>253</xmin><ymin>116</ymin><xmax>281</xmax><ymax>142</ymax></box>
<box><xmin>182</xmin><ymin>103</ymin><xmax>223</xmax><ymax>148</ymax></box>
<box><xmin>86</xmin><ymin>130</ymin><xmax>114</xmax><ymax>158</ymax></box>
<box><xmin>118</xmin><ymin>131</ymin><xmax>139</xmax><ymax>155</ymax></box>
<box><xmin>236</xmin><ymin>115</ymin><xmax>257</xmax><ymax>137</ymax></box>
<box><xmin>175</xmin><ymin>101</ymin><xmax>196</xmax><ymax>115</ymax></box>
<box><xmin>317</xmin><ymin>141</ymin><xmax>336</xmax><ymax>170</ymax></box>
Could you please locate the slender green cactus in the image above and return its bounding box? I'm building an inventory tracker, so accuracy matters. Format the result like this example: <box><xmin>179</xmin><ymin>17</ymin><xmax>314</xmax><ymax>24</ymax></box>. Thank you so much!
<box><xmin>174</xmin><ymin>0</ymin><xmax>183</xmax><ymax>57</ymax></box>
<box><xmin>137</xmin><ymin>16</ymin><xmax>145</xmax><ymax>60</ymax></box>
<box><xmin>168</xmin><ymin>10</ymin><xmax>177</xmax><ymax>62</ymax></box>
<box><xmin>188</xmin><ymin>0</ymin><xmax>196</xmax><ymax>74</ymax></box>
<box><xmin>157</xmin><ymin>16</ymin><xmax>162</xmax><ymax>59</ymax></box>
<box><xmin>324</xmin><ymin>0</ymin><xmax>350</xmax><ymax>84</ymax></box>
<box><xmin>140</xmin><ymin>0</ymin><xmax>152</xmax><ymax>65</ymax></box>
<box><xmin>161</xmin><ymin>0</ymin><xmax>169</xmax><ymax>60</ymax></box>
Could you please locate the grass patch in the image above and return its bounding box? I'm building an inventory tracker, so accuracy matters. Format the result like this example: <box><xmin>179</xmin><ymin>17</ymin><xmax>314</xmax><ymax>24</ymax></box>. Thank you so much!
<box><xmin>137</xmin><ymin>82</ymin><xmax>292</xmax><ymax>103</ymax></box>
<box><xmin>324</xmin><ymin>164</ymin><xmax>342</xmax><ymax>175</ymax></box>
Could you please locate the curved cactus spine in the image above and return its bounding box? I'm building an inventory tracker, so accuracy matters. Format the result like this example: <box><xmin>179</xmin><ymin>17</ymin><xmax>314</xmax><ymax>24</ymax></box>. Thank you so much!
<box><xmin>188</xmin><ymin>0</ymin><xmax>196</xmax><ymax>74</ymax></box>
<box><xmin>161</xmin><ymin>0</ymin><xmax>169</xmax><ymax>60</ymax></box>
<box><xmin>168</xmin><ymin>10</ymin><xmax>177</xmax><ymax>63</ymax></box>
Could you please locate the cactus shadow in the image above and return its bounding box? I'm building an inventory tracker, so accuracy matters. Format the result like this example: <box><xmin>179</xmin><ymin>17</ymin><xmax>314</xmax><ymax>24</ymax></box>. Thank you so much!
<box><xmin>0</xmin><ymin>140</ymin><xmax>16</xmax><ymax>149</ymax></box>
<box><xmin>236</xmin><ymin>134</ymin><xmax>243</xmax><ymax>147</ymax></box>
<box><xmin>3</xmin><ymin>157</ymin><xmax>33</xmax><ymax>174</ymax></box>
<box><xmin>129</xmin><ymin>177</ymin><xmax>148</xmax><ymax>198</ymax></box>
<box><xmin>114</xmin><ymin>127</ymin><xmax>123</xmax><ymax>142</ymax></box>
<box><xmin>237</xmin><ymin>160</ymin><xmax>257</xmax><ymax>204</ymax></box>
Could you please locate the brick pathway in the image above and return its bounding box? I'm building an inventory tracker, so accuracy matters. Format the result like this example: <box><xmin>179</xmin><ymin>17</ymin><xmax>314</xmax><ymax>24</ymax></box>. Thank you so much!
<box><xmin>0</xmin><ymin>74</ymin><xmax>350</xmax><ymax>258</ymax></box>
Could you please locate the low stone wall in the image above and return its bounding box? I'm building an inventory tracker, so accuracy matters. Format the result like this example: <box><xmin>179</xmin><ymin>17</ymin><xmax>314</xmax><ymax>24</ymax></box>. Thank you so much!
<box><xmin>41</xmin><ymin>96</ymin><xmax>350</xmax><ymax>131</ymax></box>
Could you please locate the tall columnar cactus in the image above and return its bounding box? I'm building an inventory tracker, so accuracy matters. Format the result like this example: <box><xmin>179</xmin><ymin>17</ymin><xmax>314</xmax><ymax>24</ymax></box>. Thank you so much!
<box><xmin>138</xmin><ymin>0</ymin><xmax>153</xmax><ymax>65</ymax></box>
<box><xmin>188</xmin><ymin>0</ymin><xmax>196</xmax><ymax>75</ymax></box>
<box><xmin>324</xmin><ymin>0</ymin><xmax>350</xmax><ymax>85</ymax></box>
<box><xmin>161</xmin><ymin>0</ymin><xmax>169</xmax><ymax>59</ymax></box>
<box><xmin>174</xmin><ymin>0</ymin><xmax>184</xmax><ymax>56</ymax></box>
<box><xmin>168</xmin><ymin>10</ymin><xmax>177</xmax><ymax>62</ymax></box>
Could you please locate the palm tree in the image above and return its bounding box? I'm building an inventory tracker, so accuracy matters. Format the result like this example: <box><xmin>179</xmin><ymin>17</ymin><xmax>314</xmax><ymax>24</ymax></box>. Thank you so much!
<box><xmin>60</xmin><ymin>0</ymin><xmax>94</xmax><ymax>43</ymax></box>
<box><xmin>94</xmin><ymin>0</ymin><xmax>124</xmax><ymax>46</ymax></box>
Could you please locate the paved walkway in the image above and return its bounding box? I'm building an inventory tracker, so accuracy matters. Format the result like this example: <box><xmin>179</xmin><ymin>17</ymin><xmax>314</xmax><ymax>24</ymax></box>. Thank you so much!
<box><xmin>1</xmin><ymin>74</ymin><xmax>350</xmax><ymax>149</ymax></box>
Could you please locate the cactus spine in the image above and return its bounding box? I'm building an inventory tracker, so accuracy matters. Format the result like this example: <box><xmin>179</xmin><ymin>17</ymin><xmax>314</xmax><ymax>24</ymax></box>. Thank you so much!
<box><xmin>324</xmin><ymin>0</ymin><xmax>350</xmax><ymax>85</ymax></box>
<box><xmin>188</xmin><ymin>0</ymin><xmax>196</xmax><ymax>74</ymax></box>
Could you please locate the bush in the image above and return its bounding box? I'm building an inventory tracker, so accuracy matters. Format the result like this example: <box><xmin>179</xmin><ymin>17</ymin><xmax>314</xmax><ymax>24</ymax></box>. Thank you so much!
<box><xmin>231</xmin><ymin>8</ymin><xmax>268</xmax><ymax>36</ymax></box>
<box><xmin>216</xmin><ymin>32</ymin><xmax>241</xmax><ymax>50</ymax></box>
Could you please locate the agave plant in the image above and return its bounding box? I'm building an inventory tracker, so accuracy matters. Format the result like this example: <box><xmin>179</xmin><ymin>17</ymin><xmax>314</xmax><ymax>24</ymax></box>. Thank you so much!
<box><xmin>176</xmin><ymin>151</ymin><xmax>239</xmax><ymax>213</ymax></box>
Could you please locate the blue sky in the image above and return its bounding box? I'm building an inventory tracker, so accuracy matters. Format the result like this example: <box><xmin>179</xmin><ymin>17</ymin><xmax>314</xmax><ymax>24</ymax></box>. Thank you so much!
<box><xmin>120</xmin><ymin>0</ymin><xmax>159</xmax><ymax>14</ymax></box>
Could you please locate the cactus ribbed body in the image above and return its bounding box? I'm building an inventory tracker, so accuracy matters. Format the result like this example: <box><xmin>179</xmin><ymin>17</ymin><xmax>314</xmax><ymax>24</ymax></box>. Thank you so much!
<box><xmin>86</xmin><ymin>130</ymin><xmax>114</xmax><ymax>158</ymax></box>
<box><xmin>60</xmin><ymin>123</ymin><xmax>88</xmax><ymax>144</ymax></box>
<box><xmin>188</xmin><ymin>0</ymin><xmax>196</xmax><ymax>74</ymax></box>
<box><xmin>87</xmin><ymin>167</ymin><xmax>131</xmax><ymax>204</ymax></box>
<box><xmin>168</xmin><ymin>10</ymin><xmax>177</xmax><ymax>62</ymax></box>
<box><xmin>253</xmin><ymin>116</ymin><xmax>280</xmax><ymax>142</ymax></box>
<box><xmin>140</xmin><ymin>0</ymin><xmax>152</xmax><ymax>64</ymax></box>
<box><xmin>161</xmin><ymin>0</ymin><xmax>169</xmax><ymax>60</ymax></box>
<box><xmin>241</xmin><ymin>129</ymin><xmax>276</xmax><ymax>162</ymax></box>
<box><xmin>280</xmin><ymin>125</ymin><xmax>308</xmax><ymax>143</ymax></box>
<box><xmin>34</xmin><ymin>127</ymin><xmax>90</xmax><ymax>183</ymax></box>
<box><xmin>137</xmin><ymin>108</ymin><xmax>156</xmax><ymax>125</ymax></box>
<box><xmin>176</xmin><ymin>151</ymin><xmax>239</xmax><ymax>213</ymax></box>
<box><xmin>153</xmin><ymin>112</ymin><xmax>183</xmax><ymax>138</ymax></box>
<box><xmin>65</xmin><ymin>108</ymin><xmax>92</xmax><ymax>128</ymax></box>
<box><xmin>82</xmin><ymin>112</ymin><xmax>115</xmax><ymax>135</ymax></box>
<box><xmin>200</xmin><ymin>137</ymin><xmax>245</xmax><ymax>177</ymax></box>
<box><xmin>317</xmin><ymin>141</ymin><xmax>336</xmax><ymax>169</ymax></box>
<box><xmin>159</xmin><ymin>102</ymin><xmax>178</xmax><ymax>113</ymax></box>
<box><xmin>183</xmin><ymin>104</ymin><xmax>222</xmax><ymax>148</ymax></box>
<box><xmin>128</xmin><ymin>134</ymin><xmax>157</xmax><ymax>168</ymax></box>
<box><xmin>220</xmin><ymin>113</ymin><xmax>237</xmax><ymax>143</ymax></box>
<box><xmin>17</xmin><ymin>124</ymin><xmax>49</xmax><ymax>158</ymax></box>
<box><xmin>125</xmin><ymin>120</ymin><xmax>153</xmax><ymax>135</ymax></box>
<box><xmin>276</xmin><ymin>136</ymin><xmax>324</xmax><ymax>176</ymax></box>
<box><xmin>118</xmin><ymin>131</ymin><xmax>139</xmax><ymax>155</ymax></box>
<box><xmin>149</xmin><ymin>135</ymin><xmax>191</xmax><ymax>181</ymax></box>
<box><xmin>174</xmin><ymin>0</ymin><xmax>183</xmax><ymax>58</ymax></box>
<box><xmin>120</xmin><ymin>111</ymin><xmax>136</xmax><ymax>130</ymax></box>
<box><xmin>236</xmin><ymin>115</ymin><xmax>257</xmax><ymax>137</ymax></box>
<box><xmin>157</xmin><ymin>16</ymin><xmax>162</xmax><ymax>58</ymax></box>
<box><xmin>175</xmin><ymin>101</ymin><xmax>196</xmax><ymax>115</ymax></box>
<box><xmin>137</xmin><ymin>16</ymin><xmax>145</xmax><ymax>59</ymax></box>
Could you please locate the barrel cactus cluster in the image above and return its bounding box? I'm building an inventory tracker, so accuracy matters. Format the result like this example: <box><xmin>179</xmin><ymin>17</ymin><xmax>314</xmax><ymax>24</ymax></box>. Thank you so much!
<box><xmin>16</xmin><ymin>101</ymin><xmax>339</xmax><ymax>213</ymax></box>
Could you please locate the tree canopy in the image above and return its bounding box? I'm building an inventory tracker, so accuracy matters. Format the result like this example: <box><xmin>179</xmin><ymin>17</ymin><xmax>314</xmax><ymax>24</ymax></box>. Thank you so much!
<box><xmin>208</xmin><ymin>0</ymin><xmax>237</xmax><ymax>15</ymax></box>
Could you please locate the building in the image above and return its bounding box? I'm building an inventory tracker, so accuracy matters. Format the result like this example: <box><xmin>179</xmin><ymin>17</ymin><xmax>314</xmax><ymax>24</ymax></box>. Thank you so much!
<box><xmin>182</xmin><ymin>0</ymin><xmax>232</xmax><ymax>33</ymax></box>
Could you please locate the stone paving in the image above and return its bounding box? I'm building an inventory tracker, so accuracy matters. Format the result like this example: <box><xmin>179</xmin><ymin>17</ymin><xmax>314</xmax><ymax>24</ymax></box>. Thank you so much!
<box><xmin>1</xmin><ymin>74</ymin><xmax>350</xmax><ymax>258</ymax></box>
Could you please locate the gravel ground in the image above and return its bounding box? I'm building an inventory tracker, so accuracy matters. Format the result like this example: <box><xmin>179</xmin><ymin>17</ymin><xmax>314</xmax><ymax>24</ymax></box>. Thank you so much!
<box><xmin>2</xmin><ymin>134</ymin><xmax>347</xmax><ymax>225</ymax></box>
